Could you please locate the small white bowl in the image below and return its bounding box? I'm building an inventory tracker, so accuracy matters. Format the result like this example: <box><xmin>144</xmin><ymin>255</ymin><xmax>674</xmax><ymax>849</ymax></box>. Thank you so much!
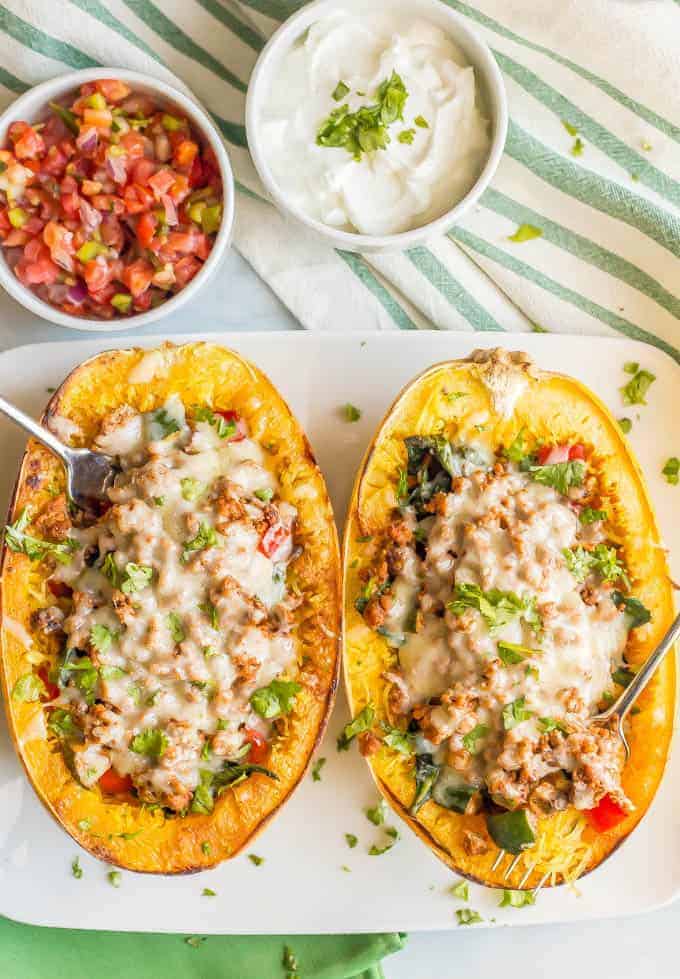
<box><xmin>0</xmin><ymin>68</ymin><xmax>235</xmax><ymax>331</ymax></box>
<box><xmin>246</xmin><ymin>0</ymin><xmax>507</xmax><ymax>254</ymax></box>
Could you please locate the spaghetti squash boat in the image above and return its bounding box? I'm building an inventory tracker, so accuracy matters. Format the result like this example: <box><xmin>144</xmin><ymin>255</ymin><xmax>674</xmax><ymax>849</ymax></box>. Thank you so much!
<box><xmin>1</xmin><ymin>341</ymin><xmax>340</xmax><ymax>873</ymax></box>
<box><xmin>343</xmin><ymin>348</ymin><xmax>675</xmax><ymax>888</ymax></box>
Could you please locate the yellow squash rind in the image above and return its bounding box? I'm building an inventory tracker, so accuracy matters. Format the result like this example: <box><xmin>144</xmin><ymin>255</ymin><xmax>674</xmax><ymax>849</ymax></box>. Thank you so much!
<box><xmin>1</xmin><ymin>342</ymin><xmax>341</xmax><ymax>873</ymax></box>
<box><xmin>343</xmin><ymin>348</ymin><xmax>675</xmax><ymax>888</ymax></box>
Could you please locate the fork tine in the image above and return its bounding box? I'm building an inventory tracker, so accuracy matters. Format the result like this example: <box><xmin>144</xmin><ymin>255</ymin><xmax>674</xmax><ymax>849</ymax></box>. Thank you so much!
<box><xmin>503</xmin><ymin>854</ymin><xmax>522</xmax><ymax>880</ymax></box>
<box><xmin>518</xmin><ymin>863</ymin><xmax>535</xmax><ymax>888</ymax></box>
<box><xmin>532</xmin><ymin>871</ymin><xmax>550</xmax><ymax>897</ymax></box>
<box><xmin>491</xmin><ymin>849</ymin><xmax>506</xmax><ymax>871</ymax></box>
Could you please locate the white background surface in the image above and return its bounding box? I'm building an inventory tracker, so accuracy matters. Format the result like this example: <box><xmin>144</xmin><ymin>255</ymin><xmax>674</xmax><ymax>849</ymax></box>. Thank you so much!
<box><xmin>0</xmin><ymin>249</ymin><xmax>678</xmax><ymax>976</ymax></box>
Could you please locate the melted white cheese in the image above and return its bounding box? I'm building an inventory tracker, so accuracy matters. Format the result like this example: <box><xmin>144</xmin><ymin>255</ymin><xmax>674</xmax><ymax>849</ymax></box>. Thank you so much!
<box><xmin>50</xmin><ymin>405</ymin><xmax>298</xmax><ymax>808</ymax></box>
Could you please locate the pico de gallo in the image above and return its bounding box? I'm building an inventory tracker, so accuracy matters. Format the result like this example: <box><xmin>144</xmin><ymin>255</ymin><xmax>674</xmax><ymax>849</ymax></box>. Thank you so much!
<box><xmin>0</xmin><ymin>78</ymin><xmax>223</xmax><ymax>319</ymax></box>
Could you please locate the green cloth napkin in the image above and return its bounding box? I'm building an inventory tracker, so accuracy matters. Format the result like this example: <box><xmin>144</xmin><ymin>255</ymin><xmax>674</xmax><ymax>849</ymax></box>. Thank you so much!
<box><xmin>0</xmin><ymin>917</ymin><xmax>406</xmax><ymax>979</ymax></box>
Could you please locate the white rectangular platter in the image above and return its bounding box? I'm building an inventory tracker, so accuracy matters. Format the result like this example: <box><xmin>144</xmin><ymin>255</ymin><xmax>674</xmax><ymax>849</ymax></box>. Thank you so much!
<box><xmin>0</xmin><ymin>331</ymin><xmax>678</xmax><ymax>935</ymax></box>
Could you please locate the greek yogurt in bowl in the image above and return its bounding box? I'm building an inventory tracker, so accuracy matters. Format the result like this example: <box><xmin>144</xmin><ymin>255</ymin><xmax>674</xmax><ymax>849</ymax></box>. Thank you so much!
<box><xmin>246</xmin><ymin>0</ymin><xmax>506</xmax><ymax>251</ymax></box>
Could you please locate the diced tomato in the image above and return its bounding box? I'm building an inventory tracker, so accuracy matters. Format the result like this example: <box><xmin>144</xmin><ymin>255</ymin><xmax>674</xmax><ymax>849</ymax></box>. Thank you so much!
<box><xmin>536</xmin><ymin>444</ymin><xmax>571</xmax><ymax>466</ymax></box>
<box><xmin>83</xmin><ymin>257</ymin><xmax>115</xmax><ymax>294</ymax></box>
<box><xmin>215</xmin><ymin>409</ymin><xmax>247</xmax><ymax>442</ymax></box>
<box><xmin>259</xmin><ymin>522</ymin><xmax>292</xmax><ymax>561</ymax></box>
<box><xmin>4</xmin><ymin>229</ymin><xmax>29</xmax><ymax>247</ymax></box>
<box><xmin>188</xmin><ymin>155</ymin><xmax>205</xmax><ymax>188</ymax></box>
<box><xmin>173</xmin><ymin>139</ymin><xmax>198</xmax><ymax>169</ymax></box>
<box><xmin>41</xmin><ymin>144</ymin><xmax>68</xmax><ymax>177</ymax></box>
<box><xmin>165</xmin><ymin>230</ymin><xmax>199</xmax><ymax>255</ymax></box>
<box><xmin>168</xmin><ymin>173</ymin><xmax>190</xmax><ymax>204</ymax></box>
<box><xmin>100</xmin><ymin>213</ymin><xmax>124</xmax><ymax>251</ymax></box>
<box><xmin>94</xmin><ymin>78</ymin><xmax>131</xmax><ymax>102</ymax></box>
<box><xmin>133</xmin><ymin>290</ymin><xmax>153</xmax><ymax>312</ymax></box>
<box><xmin>242</xmin><ymin>727</ymin><xmax>269</xmax><ymax>764</ymax></box>
<box><xmin>173</xmin><ymin>255</ymin><xmax>201</xmax><ymax>288</ymax></box>
<box><xmin>82</xmin><ymin>107</ymin><xmax>112</xmax><ymax>132</ymax></box>
<box><xmin>568</xmin><ymin>443</ymin><xmax>586</xmax><ymax>461</ymax></box>
<box><xmin>585</xmin><ymin>794</ymin><xmax>628</xmax><ymax>832</ymax></box>
<box><xmin>121</xmin><ymin>257</ymin><xmax>154</xmax><ymax>297</ymax></box>
<box><xmin>136</xmin><ymin>211</ymin><xmax>156</xmax><ymax>248</ymax></box>
<box><xmin>16</xmin><ymin>253</ymin><xmax>59</xmax><ymax>285</ymax></box>
<box><xmin>23</xmin><ymin>215</ymin><xmax>45</xmax><ymax>236</ymax></box>
<box><xmin>8</xmin><ymin>121</ymin><xmax>30</xmax><ymax>143</ymax></box>
<box><xmin>98</xmin><ymin>768</ymin><xmax>133</xmax><ymax>795</ymax></box>
<box><xmin>38</xmin><ymin>666</ymin><xmax>60</xmax><ymax>702</ymax></box>
<box><xmin>43</xmin><ymin>220</ymin><xmax>75</xmax><ymax>272</ymax></box>
<box><xmin>147</xmin><ymin>168</ymin><xmax>176</xmax><ymax>198</ymax></box>
<box><xmin>91</xmin><ymin>193</ymin><xmax>125</xmax><ymax>216</ymax></box>
<box><xmin>123</xmin><ymin>182</ymin><xmax>155</xmax><ymax>215</ymax></box>
<box><xmin>48</xmin><ymin>579</ymin><xmax>72</xmax><ymax>598</ymax></box>
<box><xmin>130</xmin><ymin>157</ymin><xmax>157</xmax><ymax>186</ymax></box>
<box><xmin>119</xmin><ymin>131</ymin><xmax>147</xmax><ymax>160</ymax></box>
<box><xmin>13</xmin><ymin>125</ymin><xmax>45</xmax><ymax>160</ymax></box>
<box><xmin>89</xmin><ymin>282</ymin><xmax>118</xmax><ymax>305</ymax></box>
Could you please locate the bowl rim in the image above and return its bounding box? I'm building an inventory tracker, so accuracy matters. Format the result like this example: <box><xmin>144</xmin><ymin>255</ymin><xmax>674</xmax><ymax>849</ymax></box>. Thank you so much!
<box><xmin>245</xmin><ymin>0</ymin><xmax>508</xmax><ymax>253</ymax></box>
<box><xmin>0</xmin><ymin>67</ymin><xmax>235</xmax><ymax>332</ymax></box>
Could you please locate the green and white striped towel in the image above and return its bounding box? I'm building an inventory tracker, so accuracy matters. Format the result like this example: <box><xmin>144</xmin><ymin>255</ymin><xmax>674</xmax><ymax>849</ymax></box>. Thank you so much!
<box><xmin>0</xmin><ymin>0</ymin><xmax>678</xmax><ymax>358</ymax></box>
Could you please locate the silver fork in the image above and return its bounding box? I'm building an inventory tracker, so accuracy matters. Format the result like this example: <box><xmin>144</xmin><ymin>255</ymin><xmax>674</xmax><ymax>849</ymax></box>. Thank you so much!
<box><xmin>492</xmin><ymin>610</ymin><xmax>680</xmax><ymax>894</ymax></box>
<box><xmin>0</xmin><ymin>394</ymin><xmax>118</xmax><ymax>507</ymax></box>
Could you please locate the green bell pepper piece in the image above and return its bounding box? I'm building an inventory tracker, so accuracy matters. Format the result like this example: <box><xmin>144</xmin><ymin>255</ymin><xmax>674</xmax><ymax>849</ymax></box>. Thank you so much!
<box><xmin>486</xmin><ymin>809</ymin><xmax>536</xmax><ymax>855</ymax></box>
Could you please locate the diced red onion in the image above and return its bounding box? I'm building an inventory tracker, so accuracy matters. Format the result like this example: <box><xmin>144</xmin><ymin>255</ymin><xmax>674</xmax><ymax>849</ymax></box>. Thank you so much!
<box><xmin>161</xmin><ymin>194</ymin><xmax>178</xmax><ymax>226</ymax></box>
<box><xmin>154</xmin><ymin>132</ymin><xmax>171</xmax><ymax>162</ymax></box>
<box><xmin>66</xmin><ymin>281</ymin><xmax>88</xmax><ymax>304</ymax></box>
<box><xmin>46</xmin><ymin>282</ymin><xmax>71</xmax><ymax>305</ymax></box>
<box><xmin>76</xmin><ymin>127</ymin><xmax>98</xmax><ymax>154</ymax></box>
<box><xmin>106</xmin><ymin>152</ymin><xmax>128</xmax><ymax>185</ymax></box>
<box><xmin>79</xmin><ymin>198</ymin><xmax>102</xmax><ymax>236</ymax></box>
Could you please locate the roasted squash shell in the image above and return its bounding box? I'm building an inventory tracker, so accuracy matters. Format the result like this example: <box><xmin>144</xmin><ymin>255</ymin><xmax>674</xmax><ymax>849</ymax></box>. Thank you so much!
<box><xmin>1</xmin><ymin>341</ymin><xmax>340</xmax><ymax>873</ymax></box>
<box><xmin>343</xmin><ymin>348</ymin><xmax>675</xmax><ymax>888</ymax></box>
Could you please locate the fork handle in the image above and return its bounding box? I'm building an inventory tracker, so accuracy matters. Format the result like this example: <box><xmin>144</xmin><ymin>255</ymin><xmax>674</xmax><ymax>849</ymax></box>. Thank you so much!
<box><xmin>604</xmin><ymin>610</ymin><xmax>680</xmax><ymax>722</ymax></box>
<box><xmin>0</xmin><ymin>394</ymin><xmax>72</xmax><ymax>467</ymax></box>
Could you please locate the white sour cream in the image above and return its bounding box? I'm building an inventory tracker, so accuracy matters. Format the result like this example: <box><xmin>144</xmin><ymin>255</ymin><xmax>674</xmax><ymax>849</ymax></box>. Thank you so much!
<box><xmin>259</xmin><ymin>9</ymin><xmax>490</xmax><ymax>236</ymax></box>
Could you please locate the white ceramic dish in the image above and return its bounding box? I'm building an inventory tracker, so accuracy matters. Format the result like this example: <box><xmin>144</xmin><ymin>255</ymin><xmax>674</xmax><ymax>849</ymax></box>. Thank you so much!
<box><xmin>246</xmin><ymin>0</ymin><xmax>507</xmax><ymax>254</ymax></box>
<box><xmin>0</xmin><ymin>68</ymin><xmax>235</xmax><ymax>332</ymax></box>
<box><xmin>0</xmin><ymin>331</ymin><xmax>678</xmax><ymax>934</ymax></box>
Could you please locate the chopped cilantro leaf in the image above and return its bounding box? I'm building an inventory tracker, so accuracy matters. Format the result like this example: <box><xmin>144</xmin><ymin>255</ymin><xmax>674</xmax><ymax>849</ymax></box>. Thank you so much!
<box><xmin>451</xmin><ymin>880</ymin><xmax>469</xmax><ymax>901</ymax></box>
<box><xmin>662</xmin><ymin>457</ymin><xmax>680</xmax><ymax>485</ymax></box>
<box><xmin>343</xmin><ymin>402</ymin><xmax>361</xmax><ymax>422</ymax></box>
<box><xmin>462</xmin><ymin>723</ymin><xmax>489</xmax><ymax>754</ymax></box>
<box><xmin>456</xmin><ymin>908</ymin><xmax>483</xmax><ymax>925</ymax></box>
<box><xmin>345</xmin><ymin>833</ymin><xmax>358</xmax><ymax>848</ymax></box>
<box><xmin>508</xmin><ymin>224</ymin><xmax>542</xmax><ymax>243</ymax></box>
<box><xmin>337</xmin><ymin>704</ymin><xmax>375</xmax><ymax>750</ymax></box>
<box><xmin>332</xmin><ymin>80</ymin><xmax>350</xmax><ymax>101</ymax></box>
<box><xmin>621</xmin><ymin>368</ymin><xmax>655</xmax><ymax>406</ymax></box>
<box><xmin>250</xmin><ymin>678</ymin><xmax>301</xmax><ymax>719</ymax></box>
<box><xmin>502</xmin><ymin>696</ymin><xmax>533</xmax><ymax>731</ymax></box>
<box><xmin>311</xmin><ymin>757</ymin><xmax>326</xmax><ymax>782</ymax></box>
<box><xmin>500</xmin><ymin>889</ymin><xmax>535</xmax><ymax>908</ymax></box>
<box><xmin>130</xmin><ymin>727</ymin><xmax>168</xmax><ymax>760</ymax></box>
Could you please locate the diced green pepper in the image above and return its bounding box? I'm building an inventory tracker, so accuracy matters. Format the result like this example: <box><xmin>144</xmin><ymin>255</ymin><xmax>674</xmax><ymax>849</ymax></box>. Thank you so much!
<box><xmin>85</xmin><ymin>92</ymin><xmax>107</xmax><ymax>111</ymax></box>
<box><xmin>111</xmin><ymin>293</ymin><xmax>133</xmax><ymax>314</ymax></box>
<box><xmin>76</xmin><ymin>240</ymin><xmax>108</xmax><ymax>263</ymax></box>
<box><xmin>486</xmin><ymin>809</ymin><xmax>536</xmax><ymax>855</ymax></box>
<box><xmin>161</xmin><ymin>113</ymin><xmax>184</xmax><ymax>132</ymax></box>
<box><xmin>432</xmin><ymin>779</ymin><xmax>477</xmax><ymax>814</ymax></box>
<box><xmin>7</xmin><ymin>207</ymin><xmax>28</xmax><ymax>229</ymax></box>
<box><xmin>201</xmin><ymin>204</ymin><xmax>222</xmax><ymax>235</ymax></box>
<box><xmin>188</xmin><ymin>201</ymin><xmax>207</xmax><ymax>224</ymax></box>
<box><xmin>49</xmin><ymin>101</ymin><xmax>79</xmax><ymax>135</ymax></box>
